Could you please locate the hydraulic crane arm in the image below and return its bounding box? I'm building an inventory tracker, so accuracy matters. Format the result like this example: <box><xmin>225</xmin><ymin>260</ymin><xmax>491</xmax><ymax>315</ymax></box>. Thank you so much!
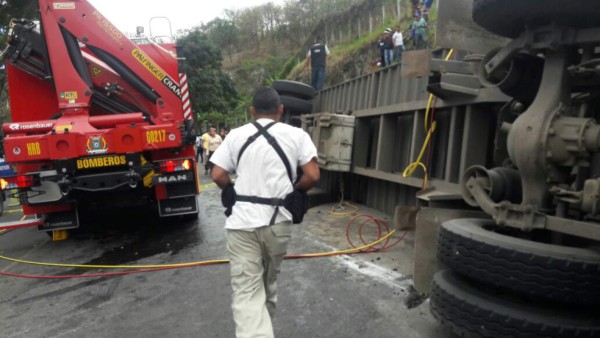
<box><xmin>37</xmin><ymin>0</ymin><xmax>183</xmax><ymax>122</ymax></box>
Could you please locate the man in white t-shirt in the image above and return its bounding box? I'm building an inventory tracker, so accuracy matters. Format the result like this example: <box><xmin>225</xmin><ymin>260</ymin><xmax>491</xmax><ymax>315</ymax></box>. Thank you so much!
<box><xmin>210</xmin><ymin>86</ymin><xmax>320</xmax><ymax>338</ymax></box>
<box><xmin>392</xmin><ymin>25</ymin><xmax>405</xmax><ymax>63</ymax></box>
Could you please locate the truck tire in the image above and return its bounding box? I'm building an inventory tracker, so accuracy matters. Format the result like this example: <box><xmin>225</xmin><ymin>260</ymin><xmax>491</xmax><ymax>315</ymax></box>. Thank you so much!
<box><xmin>281</xmin><ymin>95</ymin><xmax>313</xmax><ymax>115</ymax></box>
<box><xmin>272</xmin><ymin>80</ymin><xmax>315</xmax><ymax>100</ymax></box>
<box><xmin>437</xmin><ymin>218</ymin><xmax>600</xmax><ymax>305</ymax></box>
<box><xmin>431</xmin><ymin>270</ymin><xmax>600</xmax><ymax>338</ymax></box>
<box><xmin>472</xmin><ymin>0</ymin><xmax>600</xmax><ymax>38</ymax></box>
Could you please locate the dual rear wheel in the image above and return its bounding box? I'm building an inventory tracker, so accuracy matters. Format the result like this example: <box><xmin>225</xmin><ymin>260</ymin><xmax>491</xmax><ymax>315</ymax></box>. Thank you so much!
<box><xmin>431</xmin><ymin>219</ymin><xmax>600</xmax><ymax>337</ymax></box>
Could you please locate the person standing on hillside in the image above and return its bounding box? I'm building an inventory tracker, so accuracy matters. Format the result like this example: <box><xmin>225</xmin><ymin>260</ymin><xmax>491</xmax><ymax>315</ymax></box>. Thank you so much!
<box><xmin>383</xmin><ymin>28</ymin><xmax>394</xmax><ymax>67</ymax></box>
<box><xmin>392</xmin><ymin>26</ymin><xmax>405</xmax><ymax>63</ymax></box>
<box><xmin>305</xmin><ymin>37</ymin><xmax>330</xmax><ymax>91</ymax></box>
<box><xmin>423</xmin><ymin>0</ymin><xmax>434</xmax><ymax>19</ymax></box>
<box><xmin>412</xmin><ymin>13</ymin><xmax>429</xmax><ymax>49</ymax></box>
<box><xmin>376</xmin><ymin>33</ymin><xmax>387</xmax><ymax>67</ymax></box>
<box><xmin>210</xmin><ymin>86</ymin><xmax>320</xmax><ymax>338</ymax></box>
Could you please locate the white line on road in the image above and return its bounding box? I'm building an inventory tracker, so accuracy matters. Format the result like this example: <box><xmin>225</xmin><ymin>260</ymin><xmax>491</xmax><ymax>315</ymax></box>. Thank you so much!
<box><xmin>302</xmin><ymin>232</ymin><xmax>411</xmax><ymax>291</ymax></box>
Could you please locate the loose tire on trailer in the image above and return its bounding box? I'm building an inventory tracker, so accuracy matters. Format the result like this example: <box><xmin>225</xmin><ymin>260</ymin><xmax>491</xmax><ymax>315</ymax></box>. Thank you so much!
<box><xmin>430</xmin><ymin>270</ymin><xmax>600</xmax><ymax>338</ymax></box>
<box><xmin>272</xmin><ymin>80</ymin><xmax>315</xmax><ymax>100</ymax></box>
<box><xmin>280</xmin><ymin>95</ymin><xmax>313</xmax><ymax>115</ymax></box>
<box><xmin>437</xmin><ymin>218</ymin><xmax>600</xmax><ymax>305</ymax></box>
<box><xmin>473</xmin><ymin>0</ymin><xmax>600</xmax><ymax>38</ymax></box>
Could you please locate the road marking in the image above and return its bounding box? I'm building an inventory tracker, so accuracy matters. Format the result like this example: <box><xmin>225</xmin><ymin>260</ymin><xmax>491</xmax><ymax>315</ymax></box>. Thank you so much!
<box><xmin>303</xmin><ymin>231</ymin><xmax>411</xmax><ymax>291</ymax></box>
<box><xmin>3</xmin><ymin>209</ymin><xmax>24</xmax><ymax>214</ymax></box>
<box><xmin>200</xmin><ymin>182</ymin><xmax>217</xmax><ymax>190</ymax></box>
<box><xmin>334</xmin><ymin>255</ymin><xmax>411</xmax><ymax>291</ymax></box>
<box><xmin>0</xmin><ymin>213</ymin><xmax>25</xmax><ymax>236</ymax></box>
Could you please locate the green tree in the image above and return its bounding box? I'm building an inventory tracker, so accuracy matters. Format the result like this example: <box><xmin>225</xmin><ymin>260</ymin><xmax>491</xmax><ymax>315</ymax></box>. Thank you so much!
<box><xmin>236</xmin><ymin>7</ymin><xmax>263</xmax><ymax>51</ymax></box>
<box><xmin>177</xmin><ymin>28</ymin><xmax>238</xmax><ymax>128</ymax></box>
<box><xmin>203</xmin><ymin>18</ymin><xmax>239</xmax><ymax>63</ymax></box>
<box><xmin>0</xmin><ymin>0</ymin><xmax>38</xmax><ymax>24</ymax></box>
<box><xmin>1</xmin><ymin>0</ymin><xmax>40</xmax><ymax>122</ymax></box>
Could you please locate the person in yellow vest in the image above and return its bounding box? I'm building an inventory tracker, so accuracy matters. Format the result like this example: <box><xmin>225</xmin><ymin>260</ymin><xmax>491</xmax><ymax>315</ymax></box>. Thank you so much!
<box><xmin>200</xmin><ymin>130</ymin><xmax>210</xmax><ymax>174</ymax></box>
<box><xmin>204</xmin><ymin>127</ymin><xmax>222</xmax><ymax>175</ymax></box>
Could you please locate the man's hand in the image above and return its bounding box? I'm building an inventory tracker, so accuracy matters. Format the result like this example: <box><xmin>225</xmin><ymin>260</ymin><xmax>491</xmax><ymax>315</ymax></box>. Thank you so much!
<box><xmin>211</xmin><ymin>165</ymin><xmax>231</xmax><ymax>189</ymax></box>
<box><xmin>295</xmin><ymin>158</ymin><xmax>320</xmax><ymax>192</ymax></box>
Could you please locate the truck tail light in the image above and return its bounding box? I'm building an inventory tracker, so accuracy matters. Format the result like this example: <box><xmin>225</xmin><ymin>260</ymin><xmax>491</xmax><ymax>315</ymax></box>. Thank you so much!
<box><xmin>159</xmin><ymin>159</ymin><xmax>192</xmax><ymax>173</ymax></box>
<box><xmin>0</xmin><ymin>175</ymin><xmax>35</xmax><ymax>189</ymax></box>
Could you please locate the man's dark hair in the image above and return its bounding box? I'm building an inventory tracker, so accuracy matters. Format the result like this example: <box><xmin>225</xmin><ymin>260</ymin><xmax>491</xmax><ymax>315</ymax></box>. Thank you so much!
<box><xmin>252</xmin><ymin>86</ymin><xmax>281</xmax><ymax>115</ymax></box>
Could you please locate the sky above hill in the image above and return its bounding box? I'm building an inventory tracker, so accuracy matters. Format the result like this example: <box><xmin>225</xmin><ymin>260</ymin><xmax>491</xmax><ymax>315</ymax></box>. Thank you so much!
<box><xmin>89</xmin><ymin>0</ymin><xmax>285</xmax><ymax>37</ymax></box>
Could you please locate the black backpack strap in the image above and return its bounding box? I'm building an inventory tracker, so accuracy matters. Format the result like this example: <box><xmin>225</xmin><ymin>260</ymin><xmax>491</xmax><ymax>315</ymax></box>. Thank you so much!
<box><xmin>233</xmin><ymin>121</ymin><xmax>295</xmax><ymax>225</ymax></box>
<box><xmin>251</xmin><ymin>121</ymin><xmax>294</xmax><ymax>185</ymax></box>
<box><xmin>235</xmin><ymin>195</ymin><xmax>286</xmax><ymax>206</ymax></box>
<box><xmin>235</xmin><ymin>195</ymin><xmax>286</xmax><ymax>225</ymax></box>
<box><xmin>236</xmin><ymin>121</ymin><xmax>277</xmax><ymax>166</ymax></box>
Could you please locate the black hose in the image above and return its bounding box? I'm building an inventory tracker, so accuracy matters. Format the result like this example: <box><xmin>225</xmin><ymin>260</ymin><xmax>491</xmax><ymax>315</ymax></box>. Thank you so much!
<box><xmin>86</xmin><ymin>45</ymin><xmax>160</xmax><ymax>104</ymax></box>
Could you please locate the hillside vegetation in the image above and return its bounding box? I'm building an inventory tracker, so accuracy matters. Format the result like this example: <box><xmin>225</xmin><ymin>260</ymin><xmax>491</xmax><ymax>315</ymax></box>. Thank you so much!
<box><xmin>220</xmin><ymin>0</ymin><xmax>437</xmax><ymax>124</ymax></box>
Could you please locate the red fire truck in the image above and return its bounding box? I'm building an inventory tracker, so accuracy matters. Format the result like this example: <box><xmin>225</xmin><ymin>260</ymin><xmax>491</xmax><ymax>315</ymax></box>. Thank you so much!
<box><xmin>1</xmin><ymin>0</ymin><xmax>200</xmax><ymax>236</ymax></box>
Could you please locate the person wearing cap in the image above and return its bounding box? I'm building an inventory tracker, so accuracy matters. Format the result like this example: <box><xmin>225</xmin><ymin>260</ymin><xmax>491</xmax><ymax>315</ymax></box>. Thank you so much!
<box><xmin>383</xmin><ymin>28</ymin><xmax>394</xmax><ymax>66</ymax></box>
<box><xmin>376</xmin><ymin>33</ymin><xmax>387</xmax><ymax>67</ymax></box>
<box><xmin>412</xmin><ymin>13</ymin><xmax>428</xmax><ymax>49</ymax></box>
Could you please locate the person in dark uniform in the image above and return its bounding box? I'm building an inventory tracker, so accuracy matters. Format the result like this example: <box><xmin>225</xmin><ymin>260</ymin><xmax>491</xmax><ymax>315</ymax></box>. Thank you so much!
<box><xmin>377</xmin><ymin>33</ymin><xmax>387</xmax><ymax>67</ymax></box>
<box><xmin>305</xmin><ymin>37</ymin><xmax>330</xmax><ymax>91</ymax></box>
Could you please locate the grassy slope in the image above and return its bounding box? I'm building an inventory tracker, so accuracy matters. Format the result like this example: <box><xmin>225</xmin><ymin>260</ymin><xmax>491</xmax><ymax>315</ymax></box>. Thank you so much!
<box><xmin>223</xmin><ymin>4</ymin><xmax>438</xmax><ymax>96</ymax></box>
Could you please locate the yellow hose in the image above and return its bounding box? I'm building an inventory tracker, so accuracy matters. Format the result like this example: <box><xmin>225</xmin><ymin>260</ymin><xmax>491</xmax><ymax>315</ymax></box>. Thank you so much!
<box><xmin>0</xmin><ymin>229</ymin><xmax>396</xmax><ymax>269</ymax></box>
<box><xmin>330</xmin><ymin>195</ymin><xmax>360</xmax><ymax>216</ymax></box>
<box><xmin>403</xmin><ymin>49</ymin><xmax>454</xmax><ymax>188</ymax></box>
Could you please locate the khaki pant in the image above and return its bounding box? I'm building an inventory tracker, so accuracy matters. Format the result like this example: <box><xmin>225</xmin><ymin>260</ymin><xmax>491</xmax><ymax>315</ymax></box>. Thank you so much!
<box><xmin>226</xmin><ymin>221</ymin><xmax>292</xmax><ymax>338</ymax></box>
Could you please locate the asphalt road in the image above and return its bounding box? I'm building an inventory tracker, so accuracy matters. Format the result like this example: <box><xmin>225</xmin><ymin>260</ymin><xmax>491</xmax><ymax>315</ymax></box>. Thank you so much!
<box><xmin>0</xmin><ymin>173</ymin><xmax>448</xmax><ymax>338</ymax></box>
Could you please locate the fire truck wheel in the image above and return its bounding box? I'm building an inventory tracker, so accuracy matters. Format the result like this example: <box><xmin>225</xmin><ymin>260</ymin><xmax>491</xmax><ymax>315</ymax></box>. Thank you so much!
<box><xmin>272</xmin><ymin>80</ymin><xmax>315</xmax><ymax>100</ymax></box>
<box><xmin>437</xmin><ymin>218</ymin><xmax>600</xmax><ymax>305</ymax></box>
<box><xmin>473</xmin><ymin>0</ymin><xmax>600</xmax><ymax>38</ymax></box>
<box><xmin>430</xmin><ymin>270</ymin><xmax>600</xmax><ymax>338</ymax></box>
<box><xmin>280</xmin><ymin>95</ymin><xmax>313</xmax><ymax>115</ymax></box>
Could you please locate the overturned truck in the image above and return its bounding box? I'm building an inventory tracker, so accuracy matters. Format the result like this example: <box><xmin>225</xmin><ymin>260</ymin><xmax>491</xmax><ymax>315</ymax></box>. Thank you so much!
<box><xmin>307</xmin><ymin>0</ymin><xmax>600</xmax><ymax>336</ymax></box>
